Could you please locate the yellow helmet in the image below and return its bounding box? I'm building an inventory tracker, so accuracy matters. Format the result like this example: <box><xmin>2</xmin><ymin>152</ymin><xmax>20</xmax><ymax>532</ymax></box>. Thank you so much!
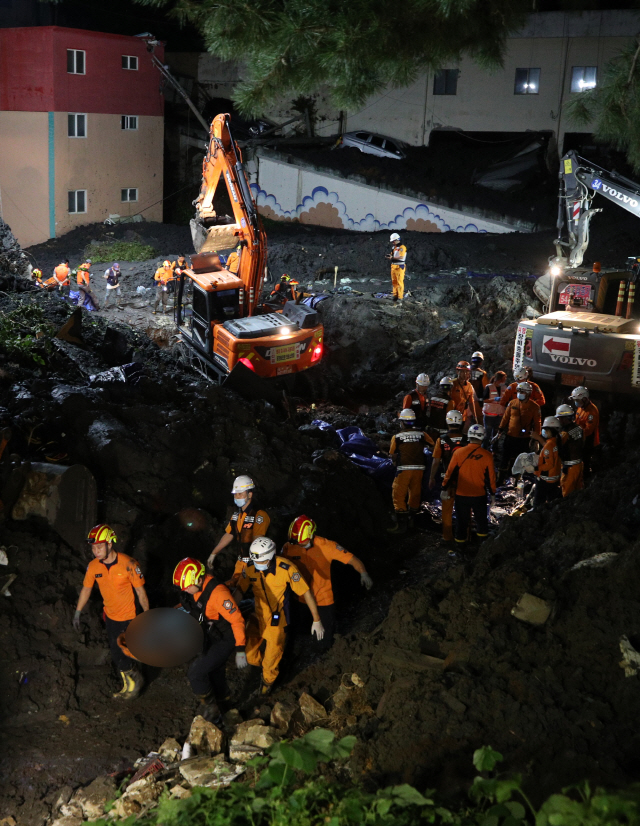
<box><xmin>173</xmin><ymin>558</ymin><xmax>205</xmax><ymax>590</ymax></box>
<box><xmin>163</xmin><ymin>260</ymin><xmax>171</xmax><ymax>268</ymax></box>
<box><xmin>87</xmin><ymin>524</ymin><xmax>117</xmax><ymax>544</ymax></box>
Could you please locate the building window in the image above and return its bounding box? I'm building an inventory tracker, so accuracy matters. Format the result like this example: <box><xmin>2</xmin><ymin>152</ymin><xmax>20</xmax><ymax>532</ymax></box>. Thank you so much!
<box><xmin>121</xmin><ymin>115</ymin><xmax>138</xmax><ymax>130</ymax></box>
<box><xmin>433</xmin><ymin>69</ymin><xmax>458</xmax><ymax>95</ymax></box>
<box><xmin>67</xmin><ymin>113</ymin><xmax>87</xmax><ymax>138</ymax></box>
<box><xmin>122</xmin><ymin>55</ymin><xmax>139</xmax><ymax>70</ymax></box>
<box><xmin>67</xmin><ymin>49</ymin><xmax>85</xmax><ymax>74</ymax></box>
<box><xmin>514</xmin><ymin>68</ymin><xmax>540</xmax><ymax>95</ymax></box>
<box><xmin>68</xmin><ymin>190</ymin><xmax>87</xmax><ymax>214</ymax></box>
<box><xmin>121</xmin><ymin>188</ymin><xmax>138</xmax><ymax>202</ymax></box>
<box><xmin>571</xmin><ymin>66</ymin><xmax>597</xmax><ymax>93</ymax></box>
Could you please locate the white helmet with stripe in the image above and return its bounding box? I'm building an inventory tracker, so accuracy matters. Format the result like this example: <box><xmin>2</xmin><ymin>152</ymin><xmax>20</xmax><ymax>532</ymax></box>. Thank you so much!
<box><xmin>399</xmin><ymin>409</ymin><xmax>416</xmax><ymax>421</ymax></box>
<box><xmin>249</xmin><ymin>537</ymin><xmax>276</xmax><ymax>564</ymax></box>
<box><xmin>232</xmin><ymin>475</ymin><xmax>255</xmax><ymax>494</ymax></box>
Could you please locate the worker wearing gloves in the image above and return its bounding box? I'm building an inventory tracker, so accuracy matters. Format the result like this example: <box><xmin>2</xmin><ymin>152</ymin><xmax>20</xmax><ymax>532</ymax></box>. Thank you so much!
<box><xmin>153</xmin><ymin>260</ymin><xmax>174</xmax><ymax>314</ymax></box>
<box><xmin>388</xmin><ymin>408</ymin><xmax>435</xmax><ymax>534</ymax></box>
<box><xmin>233</xmin><ymin>537</ymin><xmax>323</xmax><ymax>695</ymax></box>
<box><xmin>530</xmin><ymin>416</ymin><xmax>562</xmax><ymax>508</ymax></box>
<box><xmin>469</xmin><ymin>351</ymin><xmax>489</xmax><ymax>400</ymax></box>
<box><xmin>450</xmin><ymin>361</ymin><xmax>481</xmax><ymax>429</ymax></box>
<box><xmin>556</xmin><ymin>404</ymin><xmax>584</xmax><ymax>496</ymax></box>
<box><xmin>208</xmin><ymin>475</ymin><xmax>270</xmax><ymax>569</ymax></box>
<box><xmin>428</xmin><ymin>410</ymin><xmax>468</xmax><ymax>541</ymax></box>
<box><xmin>502</xmin><ymin>367</ymin><xmax>546</xmax><ymax>408</ymax></box>
<box><xmin>402</xmin><ymin>373</ymin><xmax>430</xmax><ymax>430</ymax></box>
<box><xmin>482</xmin><ymin>371</ymin><xmax>508</xmax><ymax>448</ymax></box>
<box><xmin>282</xmin><ymin>515</ymin><xmax>373</xmax><ymax>648</ymax></box>
<box><xmin>497</xmin><ymin>381</ymin><xmax>541</xmax><ymax>482</ymax></box>
<box><xmin>386</xmin><ymin>232</ymin><xmax>407</xmax><ymax>301</ymax></box>
<box><xmin>73</xmin><ymin>524</ymin><xmax>149</xmax><ymax>699</ymax></box>
<box><xmin>173</xmin><ymin>557</ymin><xmax>246</xmax><ymax>717</ymax></box>
<box><xmin>103</xmin><ymin>263</ymin><xmax>122</xmax><ymax>309</ymax></box>
<box><xmin>571</xmin><ymin>386</ymin><xmax>599</xmax><ymax>477</ymax></box>
<box><xmin>428</xmin><ymin>376</ymin><xmax>456</xmax><ymax>434</ymax></box>
<box><xmin>442</xmin><ymin>423</ymin><xmax>496</xmax><ymax>549</ymax></box>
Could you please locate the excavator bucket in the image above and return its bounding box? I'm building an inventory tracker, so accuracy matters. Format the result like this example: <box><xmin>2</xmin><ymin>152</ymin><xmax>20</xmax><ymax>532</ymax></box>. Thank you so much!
<box><xmin>222</xmin><ymin>360</ymin><xmax>285</xmax><ymax>406</ymax></box>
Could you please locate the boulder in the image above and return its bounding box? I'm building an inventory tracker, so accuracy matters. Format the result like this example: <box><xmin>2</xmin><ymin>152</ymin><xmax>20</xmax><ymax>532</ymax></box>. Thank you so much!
<box><xmin>231</xmin><ymin>719</ymin><xmax>279</xmax><ymax>749</ymax></box>
<box><xmin>299</xmin><ymin>692</ymin><xmax>327</xmax><ymax>725</ymax></box>
<box><xmin>170</xmin><ymin>785</ymin><xmax>192</xmax><ymax>799</ymax></box>
<box><xmin>270</xmin><ymin>700</ymin><xmax>296</xmax><ymax>733</ymax></box>
<box><xmin>73</xmin><ymin>776</ymin><xmax>117</xmax><ymax>820</ymax></box>
<box><xmin>111</xmin><ymin>777</ymin><xmax>163</xmax><ymax>819</ymax></box>
<box><xmin>179</xmin><ymin>756</ymin><xmax>245</xmax><ymax>788</ymax></box>
<box><xmin>229</xmin><ymin>744</ymin><xmax>264</xmax><ymax>763</ymax></box>
<box><xmin>186</xmin><ymin>715</ymin><xmax>225</xmax><ymax>755</ymax></box>
<box><xmin>158</xmin><ymin>737</ymin><xmax>182</xmax><ymax>763</ymax></box>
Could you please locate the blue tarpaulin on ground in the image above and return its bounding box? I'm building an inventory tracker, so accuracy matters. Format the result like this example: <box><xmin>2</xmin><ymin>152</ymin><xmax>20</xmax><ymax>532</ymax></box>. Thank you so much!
<box><xmin>312</xmin><ymin>420</ymin><xmax>395</xmax><ymax>489</ymax></box>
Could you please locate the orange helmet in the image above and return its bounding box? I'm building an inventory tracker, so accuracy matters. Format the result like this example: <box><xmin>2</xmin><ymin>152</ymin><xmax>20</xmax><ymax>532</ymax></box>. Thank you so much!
<box><xmin>456</xmin><ymin>360</ymin><xmax>471</xmax><ymax>370</ymax></box>
<box><xmin>87</xmin><ymin>524</ymin><xmax>117</xmax><ymax>544</ymax></box>
<box><xmin>173</xmin><ymin>557</ymin><xmax>205</xmax><ymax>590</ymax></box>
<box><xmin>288</xmin><ymin>515</ymin><xmax>317</xmax><ymax>545</ymax></box>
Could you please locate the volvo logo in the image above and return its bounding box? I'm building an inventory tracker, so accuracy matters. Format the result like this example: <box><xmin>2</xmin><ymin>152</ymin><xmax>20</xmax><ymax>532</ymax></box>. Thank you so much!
<box><xmin>550</xmin><ymin>355</ymin><xmax>597</xmax><ymax>366</ymax></box>
<box><xmin>591</xmin><ymin>179</ymin><xmax>638</xmax><ymax>207</ymax></box>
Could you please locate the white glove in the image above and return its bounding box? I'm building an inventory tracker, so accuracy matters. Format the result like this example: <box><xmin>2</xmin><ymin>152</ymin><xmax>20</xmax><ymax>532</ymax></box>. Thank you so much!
<box><xmin>360</xmin><ymin>572</ymin><xmax>373</xmax><ymax>590</ymax></box>
<box><xmin>490</xmin><ymin>495</ymin><xmax>496</xmax><ymax>508</ymax></box>
<box><xmin>311</xmin><ymin>621</ymin><xmax>325</xmax><ymax>641</ymax></box>
<box><xmin>235</xmin><ymin>651</ymin><xmax>248</xmax><ymax>669</ymax></box>
<box><xmin>440</xmin><ymin>489</ymin><xmax>450</xmax><ymax>501</ymax></box>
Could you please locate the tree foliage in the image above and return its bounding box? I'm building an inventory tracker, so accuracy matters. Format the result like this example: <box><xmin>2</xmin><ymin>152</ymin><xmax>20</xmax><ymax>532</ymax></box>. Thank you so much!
<box><xmin>138</xmin><ymin>0</ymin><xmax>530</xmax><ymax>115</ymax></box>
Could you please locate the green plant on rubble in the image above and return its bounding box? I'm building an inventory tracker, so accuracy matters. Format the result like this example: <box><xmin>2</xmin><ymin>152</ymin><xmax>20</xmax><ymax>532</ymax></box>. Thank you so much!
<box><xmin>84</xmin><ymin>241</ymin><xmax>157</xmax><ymax>263</ymax></box>
<box><xmin>0</xmin><ymin>304</ymin><xmax>53</xmax><ymax>366</ymax></box>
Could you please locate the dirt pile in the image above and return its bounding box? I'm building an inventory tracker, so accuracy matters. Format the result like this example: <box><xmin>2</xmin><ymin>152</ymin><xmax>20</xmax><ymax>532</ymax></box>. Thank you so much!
<box><xmin>0</xmin><ymin>218</ymin><xmax>30</xmax><ymax>277</ymax></box>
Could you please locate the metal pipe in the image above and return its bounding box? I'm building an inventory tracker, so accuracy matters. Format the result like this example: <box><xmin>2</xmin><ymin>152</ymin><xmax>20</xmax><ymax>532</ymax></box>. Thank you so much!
<box><xmin>615</xmin><ymin>280</ymin><xmax>627</xmax><ymax>316</ymax></box>
<box><xmin>626</xmin><ymin>281</ymin><xmax>635</xmax><ymax>319</ymax></box>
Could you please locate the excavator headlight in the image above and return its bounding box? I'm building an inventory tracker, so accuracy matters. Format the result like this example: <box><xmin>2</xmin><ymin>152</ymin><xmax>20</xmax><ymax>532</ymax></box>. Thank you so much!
<box><xmin>550</xmin><ymin>264</ymin><xmax>562</xmax><ymax>276</ymax></box>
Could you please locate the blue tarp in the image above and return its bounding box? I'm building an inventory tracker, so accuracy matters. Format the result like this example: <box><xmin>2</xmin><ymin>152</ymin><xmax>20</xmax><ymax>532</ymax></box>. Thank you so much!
<box><xmin>312</xmin><ymin>420</ymin><xmax>395</xmax><ymax>489</ymax></box>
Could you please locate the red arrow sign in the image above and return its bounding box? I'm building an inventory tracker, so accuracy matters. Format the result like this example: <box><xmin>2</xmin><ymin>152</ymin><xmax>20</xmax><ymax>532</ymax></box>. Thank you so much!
<box><xmin>542</xmin><ymin>336</ymin><xmax>570</xmax><ymax>354</ymax></box>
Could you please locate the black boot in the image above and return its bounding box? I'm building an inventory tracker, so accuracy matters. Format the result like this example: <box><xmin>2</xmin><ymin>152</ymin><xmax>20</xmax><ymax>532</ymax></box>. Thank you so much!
<box><xmin>387</xmin><ymin>513</ymin><xmax>408</xmax><ymax>534</ymax></box>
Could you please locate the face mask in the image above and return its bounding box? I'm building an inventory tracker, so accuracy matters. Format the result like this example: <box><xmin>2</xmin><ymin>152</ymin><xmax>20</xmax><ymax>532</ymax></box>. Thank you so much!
<box><xmin>542</xmin><ymin>429</ymin><xmax>550</xmax><ymax>438</ymax></box>
<box><xmin>517</xmin><ymin>393</ymin><xmax>526</xmax><ymax>401</ymax></box>
<box><xmin>254</xmin><ymin>561</ymin><xmax>269</xmax><ymax>571</ymax></box>
<box><xmin>234</xmin><ymin>497</ymin><xmax>247</xmax><ymax>508</ymax></box>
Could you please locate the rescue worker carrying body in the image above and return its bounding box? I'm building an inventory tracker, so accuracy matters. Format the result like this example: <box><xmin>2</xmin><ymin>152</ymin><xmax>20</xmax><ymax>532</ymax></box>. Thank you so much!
<box><xmin>402</xmin><ymin>373</ymin><xmax>430</xmax><ymax>430</ymax></box>
<box><xmin>209</xmin><ymin>475</ymin><xmax>270</xmax><ymax>578</ymax></box>
<box><xmin>32</xmin><ymin>268</ymin><xmax>43</xmax><ymax>283</ymax></box>
<box><xmin>530</xmin><ymin>416</ymin><xmax>562</xmax><ymax>508</ymax></box>
<box><xmin>451</xmin><ymin>361</ymin><xmax>481</xmax><ymax>430</ymax></box>
<box><xmin>282</xmin><ymin>515</ymin><xmax>372</xmax><ymax>649</ymax></box>
<box><xmin>502</xmin><ymin>367</ymin><xmax>546</xmax><ymax>408</ymax></box>
<box><xmin>428</xmin><ymin>376</ymin><xmax>455</xmax><ymax>435</ymax></box>
<box><xmin>53</xmin><ymin>259</ymin><xmax>71</xmax><ymax>296</ymax></box>
<box><xmin>73</xmin><ymin>524</ymin><xmax>149</xmax><ymax>699</ymax></box>
<box><xmin>388</xmin><ymin>408</ymin><xmax>435</xmax><ymax>534</ymax></box>
<box><xmin>232</xmin><ymin>537</ymin><xmax>324</xmax><ymax>694</ymax></box>
<box><xmin>571</xmin><ymin>386</ymin><xmax>599</xmax><ymax>477</ymax></box>
<box><xmin>386</xmin><ymin>232</ymin><xmax>406</xmax><ymax>301</ymax></box>
<box><xmin>154</xmin><ymin>260</ymin><xmax>174</xmax><ymax>314</ymax></box>
<box><xmin>442</xmin><ymin>424</ymin><xmax>496</xmax><ymax>549</ymax></box>
<box><xmin>269</xmin><ymin>274</ymin><xmax>298</xmax><ymax>305</ymax></box>
<box><xmin>556</xmin><ymin>404</ymin><xmax>585</xmax><ymax>496</ymax></box>
<box><xmin>482</xmin><ymin>371</ymin><xmax>507</xmax><ymax>449</ymax></box>
<box><xmin>498</xmin><ymin>381</ymin><xmax>541</xmax><ymax>482</ymax></box>
<box><xmin>469</xmin><ymin>351</ymin><xmax>489</xmax><ymax>400</ymax></box>
<box><xmin>428</xmin><ymin>410</ymin><xmax>468</xmax><ymax>542</ymax></box>
<box><xmin>173</xmin><ymin>557</ymin><xmax>247</xmax><ymax>718</ymax></box>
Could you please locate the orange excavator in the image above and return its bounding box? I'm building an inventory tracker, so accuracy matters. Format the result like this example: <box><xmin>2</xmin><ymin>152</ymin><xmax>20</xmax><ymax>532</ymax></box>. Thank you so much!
<box><xmin>175</xmin><ymin>114</ymin><xmax>324</xmax><ymax>385</ymax></box>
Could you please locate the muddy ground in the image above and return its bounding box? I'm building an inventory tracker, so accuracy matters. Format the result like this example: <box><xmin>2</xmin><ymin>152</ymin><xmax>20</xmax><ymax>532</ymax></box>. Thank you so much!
<box><xmin>1</xmin><ymin>211</ymin><xmax>640</xmax><ymax>824</ymax></box>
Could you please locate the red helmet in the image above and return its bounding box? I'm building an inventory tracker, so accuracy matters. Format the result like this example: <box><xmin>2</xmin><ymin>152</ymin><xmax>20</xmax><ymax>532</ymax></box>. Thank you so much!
<box><xmin>173</xmin><ymin>558</ymin><xmax>205</xmax><ymax>590</ymax></box>
<box><xmin>87</xmin><ymin>524</ymin><xmax>117</xmax><ymax>545</ymax></box>
<box><xmin>288</xmin><ymin>515</ymin><xmax>317</xmax><ymax>545</ymax></box>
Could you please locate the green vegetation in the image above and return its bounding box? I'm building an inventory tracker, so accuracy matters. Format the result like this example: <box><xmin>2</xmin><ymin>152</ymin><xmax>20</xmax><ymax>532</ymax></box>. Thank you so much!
<box><xmin>91</xmin><ymin>733</ymin><xmax>639</xmax><ymax>826</ymax></box>
<box><xmin>84</xmin><ymin>241</ymin><xmax>157</xmax><ymax>263</ymax></box>
<box><xmin>0</xmin><ymin>304</ymin><xmax>53</xmax><ymax>366</ymax></box>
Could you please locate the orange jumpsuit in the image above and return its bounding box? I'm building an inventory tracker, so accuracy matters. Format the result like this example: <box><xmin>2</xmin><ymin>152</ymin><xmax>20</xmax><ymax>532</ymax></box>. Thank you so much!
<box><xmin>502</xmin><ymin>380</ymin><xmax>545</xmax><ymax>408</ymax></box>
<box><xmin>281</xmin><ymin>536</ymin><xmax>353</xmax><ymax>608</ymax></box>
<box><xmin>442</xmin><ymin>443</ymin><xmax>496</xmax><ymax>543</ymax></box>
<box><xmin>390</xmin><ymin>244</ymin><xmax>407</xmax><ymax>299</ymax></box>
<box><xmin>83</xmin><ymin>553</ymin><xmax>145</xmax><ymax>622</ymax></box>
<box><xmin>450</xmin><ymin>379</ymin><xmax>481</xmax><ymax>424</ymax></box>
<box><xmin>236</xmin><ymin>558</ymin><xmax>309</xmax><ymax>685</ymax></box>
<box><xmin>559</xmin><ymin>424</ymin><xmax>584</xmax><ymax>496</ymax></box>
<box><xmin>431</xmin><ymin>433</ymin><xmax>467</xmax><ymax>540</ymax></box>
<box><xmin>389</xmin><ymin>428</ymin><xmax>434</xmax><ymax>512</ymax></box>
<box><xmin>224</xmin><ymin>506</ymin><xmax>270</xmax><ymax>557</ymax></box>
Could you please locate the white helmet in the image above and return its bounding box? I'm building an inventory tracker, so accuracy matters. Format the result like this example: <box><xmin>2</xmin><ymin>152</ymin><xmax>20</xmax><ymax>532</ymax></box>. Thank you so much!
<box><xmin>232</xmin><ymin>475</ymin><xmax>255</xmax><ymax>494</ymax></box>
<box><xmin>516</xmin><ymin>381</ymin><xmax>532</xmax><ymax>393</ymax></box>
<box><xmin>514</xmin><ymin>367</ymin><xmax>527</xmax><ymax>382</ymax></box>
<box><xmin>390</xmin><ymin>233</ymin><xmax>400</xmax><ymax>243</ymax></box>
<box><xmin>542</xmin><ymin>416</ymin><xmax>561</xmax><ymax>430</ymax></box>
<box><xmin>249</xmin><ymin>537</ymin><xmax>276</xmax><ymax>564</ymax></box>
<box><xmin>570</xmin><ymin>386</ymin><xmax>589</xmax><ymax>401</ymax></box>
<box><xmin>471</xmin><ymin>351</ymin><xmax>484</xmax><ymax>360</ymax></box>
<box><xmin>467</xmin><ymin>424</ymin><xmax>485</xmax><ymax>441</ymax></box>
<box><xmin>445</xmin><ymin>410</ymin><xmax>463</xmax><ymax>426</ymax></box>
<box><xmin>399</xmin><ymin>409</ymin><xmax>416</xmax><ymax>421</ymax></box>
<box><xmin>439</xmin><ymin>376</ymin><xmax>454</xmax><ymax>388</ymax></box>
<box><xmin>416</xmin><ymin>373</ymin><xmax>430</xmax><ymax>387</ymax></box>
<box><xmin>556</xmin><ymin>404</ymin><xmax>574</xmax><ymax>418</ymax></box>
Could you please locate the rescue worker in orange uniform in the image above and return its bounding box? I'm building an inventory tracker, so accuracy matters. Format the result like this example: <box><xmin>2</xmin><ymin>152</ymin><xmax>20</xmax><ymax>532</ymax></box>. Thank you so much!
<box><xmin>388</xmin><ymin>408</ymin><xmax>435</xmax><ymax>534</ymax></box>
<box><xmin>428</xmin><ymin>376</ymin><xmax>456</xmax><ymax>435</ymax></box>
<box><xmin>530</xmin><ymin>416</ymin><xmax>562</xmax><ymax>508</ymax></box>
<box><xmin>282</xmin><ymin>516</ymin><xmax>372</xmax><ymax>648</ymax></box>
<box><xmin>428</xmin><ymin>410</ymin><xmax>468</xmax><ymax>542</ymax></box>
<box><xmin>173</xmin><ymin>557</ymin><xmax>247</xmax><ymax>716</ymax></box>
<box><xmin>233</xmin><ymin>537</ymin><xmax>323</xmax><ymax>694</ymax></box>
<box><xmin>482</xmin><ymin>371</ymin><xmax>507</xmax><ymax>448</ymax></box>
<box><xmin>450</xmin><ymin>361</ymin><xmax>481</xmax><ymax>429</ymax></box>
<box><xmin>502</xmin><ymin>367</ymin><xmax>546</xmax><ymax>408</ymax></box>
<box><xmin>76</xmin><ymin>258</ymin><xmax>99</xmax><ymax>309</ymax></box>
<box><xmin>469</xmin><ymin>351</ymin><xmax>489</xmax><ymax>400</ymax></box>
<box><xmin>53</xmin><ymin>259</ymin><xmax>71</xmax><ymax>296</ymax></box>
<box><xmin>386</xmin><ymin>232</ymin><xmax>407</xmax><ymax>301</ymax></box>
<box><xmin>32</xmin><ymin>268</ymin><xmax>43</xmax><ymax>283</ymax></box>
<box><xmin>73</xmin><ymin>524</ymin><xmax>149</xmax><ymax>699</ymax></box>
<box><xmin>498</xmin><ymin>381</ymin><xmax>541</xmax><ymax>482</ymax></box>
<box><xmin>172</xmin><ymin>254</ymin><xmax>190</xmax><ymax>275</ymax></box>
<box><xmin>153</xmin><ymin>260</ymin><xmax>174</xmax><ymax>314</ymax></box>
<box><xmin>224</xmin><ymin>244</ymin><xmax>243</xmax><ymax>275</ymax></box>
<box><xmin>269</xmin><ymin>274</ymin><xmax>298</xmax><ymax>305</ymax></box>
<box><xmin>402</xmin><ymin>373</ymin><xmax>430</xmax><ymax>430</ymax></box>
<box><xmin>442</xmin><ymin>423</ymin><xmax>496</xmax><ymax>549</ymax></box>
<box><xmin>570</xmin><ymin>386</ymin><xmax>599</xmax><ymax>477</ymax></box>
<box><xmin>556</xmin><ymin>404</ymin><xmax>584</xmax><ymax>496</ymax></box>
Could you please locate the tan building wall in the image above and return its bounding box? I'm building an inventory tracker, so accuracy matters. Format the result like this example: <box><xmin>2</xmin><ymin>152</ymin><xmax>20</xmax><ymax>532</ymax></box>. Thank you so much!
<box><xmin>53</xmin><ymin>112</ymin><xmax>163</xmax><ymax>236</ymax></box>
<box><xmin>0</xmin><ymin>111</ymin><xmax>50</xmax><ymax>248</ymax></box>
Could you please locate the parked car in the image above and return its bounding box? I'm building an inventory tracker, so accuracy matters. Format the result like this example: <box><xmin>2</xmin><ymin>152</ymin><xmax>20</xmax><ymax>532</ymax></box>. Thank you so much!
<box><xmin>338</xmin><ymin>131</ymin><xmax>406</xmax><ymax>160</ymax></box>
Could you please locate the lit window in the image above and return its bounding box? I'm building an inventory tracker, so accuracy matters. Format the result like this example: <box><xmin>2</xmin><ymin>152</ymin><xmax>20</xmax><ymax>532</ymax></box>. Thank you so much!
<box><xmin>67</xmin><ymin>113</ymin><xmax>87</xmax><ymax>138</ymax></box>
<box><xmin>121</xmin><ymin>188</ymin><xmax>138</xmax><ymax>202</ymax></box>
<box><xmin>67</xmin><ymin>49</ymin><xmax>85</xmax><ymax>75</ymax></box>
<box><xmin>121</xmin><ymin>115</ymin><xmax>138</xmax><ymax>130</ymax></box>
<box><xmin>68</xmin><ymin>190</ymin><xmax>87</xmax><ymax>214</ymax></box>
<box><xmin>571</xmin><ymin>66</ymin><xmax>597</xmax><ymax>93</ymax></box>
<box><xmin>514</xmin><ymin>68</ymin><xmax>540</xmax><ymax>95</ymax></box>
<box><xmin>122</xmin><ymin>55</ymin><xmax>139</xmax><ymax>70</ymax></box>
<box><xmin>433</xmin><ymin>69</ymin><xmax>458</xmax><ymax>96</ymax></box>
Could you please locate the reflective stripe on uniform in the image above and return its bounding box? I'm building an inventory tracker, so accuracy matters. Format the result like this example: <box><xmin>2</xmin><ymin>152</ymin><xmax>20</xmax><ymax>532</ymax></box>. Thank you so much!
<box><xmin>398</xmin><ymin>465</ymin><xmax>426</xmax><ymax>471</ymax></box>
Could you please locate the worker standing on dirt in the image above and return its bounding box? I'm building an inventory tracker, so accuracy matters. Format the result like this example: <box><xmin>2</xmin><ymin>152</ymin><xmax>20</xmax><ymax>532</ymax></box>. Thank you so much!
<box><xmin>73</xmin><ymin>524</ymin><xmax>148</xmax><ymax>700</ymax></box>
<box><xmin>282</xmin><ymin>516</ymin><xmax>372</xmax><ymax>649</ymax></box>
<box><xmin>103</xmin><ymin>263</ymin><xmax>122</xmax><ymax>309</ymax></box>
<box><xmin>556</xmin><ymin>404</ymin><xmax>584</xmax><ymax>496</ymax></box>
<box><xmin>172</xmin><ymin>254</ymin><xmax>190</xmax><ymax>275</ymax></box>
<box><xmin>269</xmin><ymin>274</ymin><xmax>298</xmax><ymax>305</ymax></box>
<box><xmin>469</xmin><ymin>351</ymin><xmax>489</xmax><ymax>400</ymax></box>
<box><xmin>386</xmin><ymin>233</ymin><xmax>406</xmax><ymax>302</ymax></box>
<box><xmin>153</xmin><ymin>260</ymin><xmax>174</xmax><ymax>315</ymax></box>
<box><xmin>76</xmin><ymin>259</ymin><xmax>99</xmax><ymax>310</ymax></box>
<box><xmin>53</xmin><ymin>260</ymin><xmax>71</xmax><ymax>297</ymax></box>
<box><xmin>482</xmin><ymin>371</ymin><xmax>508</xmax><ymax>448</ymax></box>
<box><xmin>530</xmin><ymin>416</ymin><xmax>562</xmax><ymax>508</ymax></box>
<box><xmin>442</xmin><ymin>424</ymin><xmax>496</xmax><ymax>550</ymax></box>
<box><xmin>428</xmin><ymin>410</ymin><xmax>468</xmax><ymax>542</ymax></box>
<box><xmin>451</xmin><ymin>361</ymin><xmax>481</xmax><ymax>430</ymax></box>
<box><xmin>208</xmin><ymin>475</ymin><xmax>270</xmax><ymax>571</ymax></box>
<box><xmin>428</xmin><ymin>376</ymin><xmax>456</xmax><ymax>435</ymax></box>
<box><xmin>388</xmin><ymin>409</ymin><xmax>435</xmax><ymax>534</ymax></box>
<box><xmin>402</xmin><ymin>373</ymin><xmax>430</xmax><ymax>429</ymax></box>
<box><xmin>233</xmin><ymin>537</ymin><xmax>324</xmax><ymax>695</ymax></box>
<box><xmin>173</xmin><ymin>557</ymin><xmax>247</xmax><ymax>718</ymax></box>
<box><xmin>502</xmin><ymin>367</ymin><xmax>545</xmax><ymax>408</ymax></box>
<box><xmin>571</xmin><ymin>386</ymin><xmax>599</xmax><ymax>477</ymax></box>
<box><xmin>498</xmin><ymin>382</ymin><xmax>541</xmax><ymax>482</ymax></box>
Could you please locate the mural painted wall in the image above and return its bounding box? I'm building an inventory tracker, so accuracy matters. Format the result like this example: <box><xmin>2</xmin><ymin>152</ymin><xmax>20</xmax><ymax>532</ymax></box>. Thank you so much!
<box><xmin>251</xmin><ymin>154</ymin><xmax>525</xmax><ymax>235</ymax></box>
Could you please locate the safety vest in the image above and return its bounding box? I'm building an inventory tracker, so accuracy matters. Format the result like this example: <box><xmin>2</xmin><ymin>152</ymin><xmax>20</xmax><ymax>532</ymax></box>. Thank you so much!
<box><xmin>229</xmin><ymin>502</ymin><xmax>263</xmax><ymax>554</ymax></box>
<box><xmin>394</xmin><ymin>430</ymin><xmax>429</xmax><ymax>470</ymax></box>
<box><xmin>391</xmin><ymin>245</ymin><xmax>407</xmax><ymax>269</ymax></box>
<box><xmin>537</xmin><ymin>435</ymin><xmax>562</xmax><ymax>482</ymax></box>
<box><xmin>482</xmin><ymin>383</ymin><xmax>506</xmax><ymax>417</ymax></box>
<box><xmin>179</xmin><ymin>577</ymin><xmax>232</xmax><ymax>649</ymax></box>
<box><xmin>470</xmin><ymin>368</ymin><xmax>487</xmax><ymax>400</ymax></box>
<box><xmin>438</xmin><ymin>433</ymin><xmax>468</xmax><ymax>477</ymax></box>
<box><xmin>559</xmin><ymin>425</ymin><xmax>584</xmax><ymax>466</ymax></box>
<box><xmin>407</xmin><ymin>389</ymin><xmax>429</xmax><ymax>429</ymax></box>
<box><xmin>428</xmin><ymin>396</ymin><xmax>449</xmax><ymax>433</ymax></box>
